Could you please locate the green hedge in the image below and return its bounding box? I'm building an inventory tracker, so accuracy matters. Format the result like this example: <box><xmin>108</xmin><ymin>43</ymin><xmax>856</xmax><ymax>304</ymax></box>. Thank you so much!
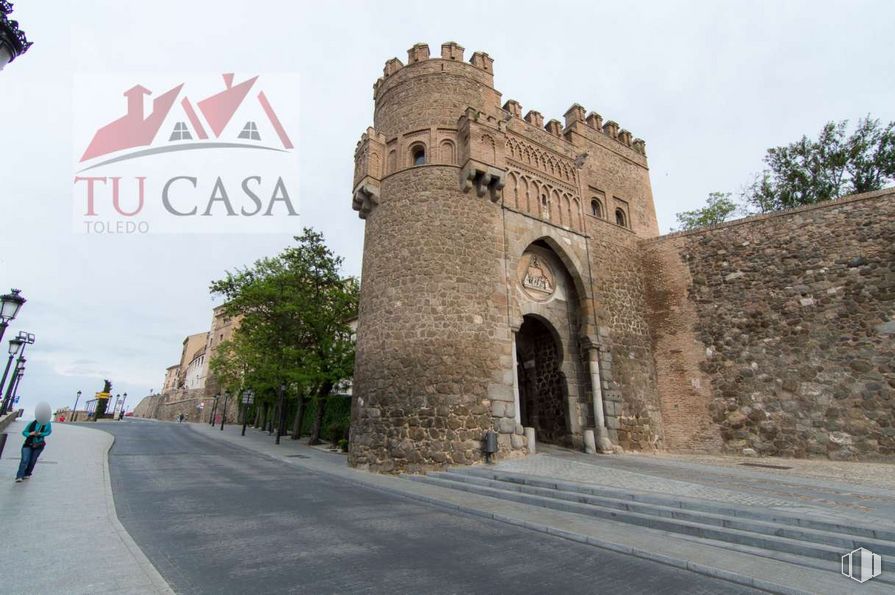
<box><xmin>298</xmin><ymin>395</ymin><xmax>351</xmax><ymax>442</ymax></box>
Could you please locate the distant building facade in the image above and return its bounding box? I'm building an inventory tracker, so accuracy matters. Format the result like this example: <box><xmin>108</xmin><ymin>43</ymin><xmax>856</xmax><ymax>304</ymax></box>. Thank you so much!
<box><xmin>135</xmin><ymin>306</ymin><xmax>242</xmax><ymax>422</ymax></box>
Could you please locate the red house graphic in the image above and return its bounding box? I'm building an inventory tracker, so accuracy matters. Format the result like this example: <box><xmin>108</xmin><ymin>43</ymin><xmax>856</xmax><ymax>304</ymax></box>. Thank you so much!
<box><xmin>80</xmin><ymin>74</ymin><xmax>293</xmax><ymax>162</ymax></box>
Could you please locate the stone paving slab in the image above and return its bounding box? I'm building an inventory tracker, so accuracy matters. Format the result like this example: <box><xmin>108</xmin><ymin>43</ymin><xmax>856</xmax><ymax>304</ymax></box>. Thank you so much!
<box><xmin>0</xmin><ymin>421</ymin><xmax>173</xmax><ymax>595</ymax></box>
<box><xmin>504</xmin><ymin>446</ymin><xmax>895</xmax><ymax>526</ymax></box>
<box><xmin>652</xmin><ymin>452</ymin><xmax>895</xmax><ymax>491</ymax></box>
<box><xmin>186</xmin><ymin>420</ymin><xmax>889</xmax><ymax>594</ymax></box>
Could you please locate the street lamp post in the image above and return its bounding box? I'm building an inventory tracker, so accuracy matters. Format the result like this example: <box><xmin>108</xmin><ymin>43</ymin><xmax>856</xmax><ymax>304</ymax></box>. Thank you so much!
<box><xmin>72</xmin><ymin>390</ymin><xmax>82</xmax><ymax>422</ymax></box>
<box><xmin>9</xmin><ymin>365</ymin><xmax>24</xmax><ymax>409</ymax></box>
<box><xmin>0</xmin><ymin>289</ymin><xmax>25</xmax><ymax>345</ymax></box>
<box><xmin>241</xmin><ymin>389</ymin><xmax>254</xmax><ymax>436</ymax></box>
<box><xmin>209</xmin><ymin>394</ymin><xmax>219</xmax><ymax>425</ymax></box>
<box><xmin>0</xmin><ymin>337</ymin><xmax>22</xmax><ymax>408</ymax></box>
<box><xmin>0</xmin><ymin>2</ymin><xmax>33</xmax><ymax>71</ymax></box>
<box><xmin>219</xmin><ymin>391</ymin><xmax>228</xmax><ymax>430</ymax></box>
<box><xmin>1</xmin><ymin>331</ymin><xmax>32</xmax><ymax>414</ymax></box>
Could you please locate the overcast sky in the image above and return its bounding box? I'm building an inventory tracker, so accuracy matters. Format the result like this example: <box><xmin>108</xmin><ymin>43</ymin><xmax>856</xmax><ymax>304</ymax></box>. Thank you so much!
<box><xmin>1</xmin><ymin>0</ymin><xmax>893</xmax><ymax>417</ymax></box>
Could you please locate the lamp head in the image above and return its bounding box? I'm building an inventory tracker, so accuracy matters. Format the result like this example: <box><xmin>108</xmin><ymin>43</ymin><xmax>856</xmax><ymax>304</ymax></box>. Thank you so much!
<box><xmin>0</xmin><ymin>289</ymin><xmax>25</xmax><ymax>322</ymax></box>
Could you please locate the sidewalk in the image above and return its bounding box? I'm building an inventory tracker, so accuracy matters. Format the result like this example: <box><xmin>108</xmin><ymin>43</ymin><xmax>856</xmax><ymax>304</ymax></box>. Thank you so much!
<box><xmin>498</xmin><ymin>446</ymin><xmax>895</xmax><ymax>525</ymax></box>
<box><xmin>0</xmin><ymin>420</ymin><xmax>172</xmax><ymax>595</ymax></box>
<box><xmin>189</xmin><ymin>420</ymin><xmax>893</xmax><ymax>594</ymax></box>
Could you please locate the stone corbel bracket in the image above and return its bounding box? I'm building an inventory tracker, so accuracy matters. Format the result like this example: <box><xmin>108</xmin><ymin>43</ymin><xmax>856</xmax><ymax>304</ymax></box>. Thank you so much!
<box><xmin>457</xmin><ymin>107</ymin><xmax>507</xmax><ymax>203</ymax></box>
<box><xmin>352</xmin><ymin>180</ymin><xmax>380</xmax><ymax>219</ymax></box>
<box><xmin>460</xmin><ymin>163</ymin><xmax>505</xmax><ymax>202</ymax></box>
<box><xmin>351</xmin><ymin>127</ymin><xmax>386</xmax><ymax>219</ymax></box>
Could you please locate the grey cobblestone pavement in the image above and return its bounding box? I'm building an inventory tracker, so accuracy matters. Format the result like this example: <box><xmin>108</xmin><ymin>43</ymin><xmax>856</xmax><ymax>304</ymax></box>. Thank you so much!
<box><xmin>0</xmin><ymin>420</ymin><xmax>172</xmax><ymax>594</ymax></box>
<box><xmin>179</xmin><ymin>419</ymin><xmax>895</xmax><ymax>594</ymax></box>
<box><xmin>103</xmin><ymin>419</ymin><xmax>760</xmax><ymax>595</ymax></box>
<box><xmin>499</xmin><ymin>446</ymin><xmax>895</xmax><ymax>524</ymax></box>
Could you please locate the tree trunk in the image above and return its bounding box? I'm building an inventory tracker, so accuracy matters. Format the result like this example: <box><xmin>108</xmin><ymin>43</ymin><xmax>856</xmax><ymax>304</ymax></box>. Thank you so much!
<box><xmin>291</xmin><ymin>397</ymin><xmax>305</xmax><ymax>440</ymax></box>
<box><xmin>308</xmin><ymin>382</ymin><xmax>333</xmax><ymax>445</ymax></box>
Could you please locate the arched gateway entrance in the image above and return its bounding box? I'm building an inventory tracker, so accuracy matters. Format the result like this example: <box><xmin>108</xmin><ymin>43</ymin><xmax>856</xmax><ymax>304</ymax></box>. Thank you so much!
<box><xmin>516</xmin><ymin>315</ymin><xmax>570</xmax><ymax>445</ymax></box>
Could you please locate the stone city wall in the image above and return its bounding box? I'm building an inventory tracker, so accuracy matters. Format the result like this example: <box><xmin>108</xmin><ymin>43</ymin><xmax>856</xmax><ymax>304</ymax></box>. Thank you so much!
<box><xmin>644</xmin><ymin>189</ymin><xmax>895</xmax><ymax>459</ymax></box>
<box><xmin>132</xmin><ymin>389</ymin><xmax>239</xmax><ymax>424</ymax></box>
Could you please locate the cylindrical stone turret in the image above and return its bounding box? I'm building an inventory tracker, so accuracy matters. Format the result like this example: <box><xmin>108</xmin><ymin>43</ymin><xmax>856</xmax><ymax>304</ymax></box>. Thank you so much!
<box><xmin>349</xmin><ymin>44</ymin><xmax>513</xmax><ymax>472</ymax></box>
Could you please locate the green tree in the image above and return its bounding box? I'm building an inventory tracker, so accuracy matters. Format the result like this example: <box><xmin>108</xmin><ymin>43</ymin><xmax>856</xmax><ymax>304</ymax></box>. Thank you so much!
<box><xmin>745</xmin><ymin>116</ymin><xmax>895</xmax><ymax>212</ymax></box>
<box><xmin>674</xmin><ymin>192</ymin><xmax>739</xmax><ymax>231</ymax></box>
<box><xmin>210</xmin><ymin>228</ymin><xmax>358</xmax><ymax>444</ymax></box>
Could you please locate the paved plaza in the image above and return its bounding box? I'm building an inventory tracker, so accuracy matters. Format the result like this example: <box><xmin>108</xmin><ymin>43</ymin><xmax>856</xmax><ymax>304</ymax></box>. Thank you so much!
<box><xmin>499</xmin><ymin>446</ymin><xmax>895</xmax><ymax>522</ymax></box>
<box><xmin>0</xmin><ymin>420</ymin><xmax>171</xmax><ymax>594</ymax></box>
<box><xmin>3</xmin><ymin>417</ymin><xmax>892</xmax><ymax>594</ymax></box>
<box><xmin>100</xmin><ymin>419</ymin><xmax>756</xmax><ymax>594</ymax></box>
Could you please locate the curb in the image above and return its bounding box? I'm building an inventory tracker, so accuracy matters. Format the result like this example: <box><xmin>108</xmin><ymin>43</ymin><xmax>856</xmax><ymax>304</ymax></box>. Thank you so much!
<box><xmin>188</xmin><ymin>423</ymin><xmax>811</xmax><ymax>595</ymax></box>
<box><xmin>96</xmin><ymin>428</ymin><xmax>175</xmax><ymax>594</ymax></box>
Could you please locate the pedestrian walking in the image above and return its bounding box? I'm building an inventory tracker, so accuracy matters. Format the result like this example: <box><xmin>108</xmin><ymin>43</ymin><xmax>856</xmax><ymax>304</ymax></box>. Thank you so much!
<box><xmin>15</xmin><ymin>402</ymin><xmax>53</xmax><ymax>483</ymax></box>
<box><xmin>178</xmin><ymin>413</ymin><xmax>184</xmax><ymax>423</ymax></box>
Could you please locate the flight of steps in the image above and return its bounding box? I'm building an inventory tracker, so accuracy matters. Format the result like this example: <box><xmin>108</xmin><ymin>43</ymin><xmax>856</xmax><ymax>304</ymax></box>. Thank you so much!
<box><xmin>409</xmin><ymin>467</ymin><xmax>895</xmax><ymax>584</ymax></box>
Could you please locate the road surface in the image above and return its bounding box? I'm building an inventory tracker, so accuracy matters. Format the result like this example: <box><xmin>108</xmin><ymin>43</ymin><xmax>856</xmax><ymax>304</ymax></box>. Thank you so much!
<box><xmin>102</xmin><ymin>420</ymin><xmax>758</xmax><ymax>594</ymax></box>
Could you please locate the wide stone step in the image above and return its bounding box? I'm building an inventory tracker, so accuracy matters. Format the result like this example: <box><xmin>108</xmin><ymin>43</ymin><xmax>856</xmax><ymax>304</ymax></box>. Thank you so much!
<box><xmin>455</xmin><ymin>467</ymin><xmax>895</xmax><ymax>543</ymax></box>
<box><xmin>410</xmin><ymin>474</ymin><xmax>877</xmax><ymax>563</ymax></box>
<box><xmin>427</xmin><ymin>470</ymin><xmax>895</xmax><ymax>558</ymax></box>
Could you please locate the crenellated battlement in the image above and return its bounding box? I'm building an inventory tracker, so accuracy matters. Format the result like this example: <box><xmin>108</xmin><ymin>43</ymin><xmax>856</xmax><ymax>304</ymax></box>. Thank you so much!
<box><xmin>503</xmin><ymin>100</ymin><xmax>647</xmax><ymax>157</ymax></box>
<box><xmin>371</xmin><ymin>42</ymin><xmax>646</xmax><ymax>158</ymax></box>
<box><xmin>373</xmin><ymin>41</ymin><xmax>497</xmax><ymax>99</ymax></box>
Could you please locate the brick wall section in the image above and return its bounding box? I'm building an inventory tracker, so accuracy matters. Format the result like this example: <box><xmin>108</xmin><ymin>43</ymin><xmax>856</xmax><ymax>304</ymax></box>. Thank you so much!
<box><xmin>644</xmin><ymin>189</ymin><xmax>895</xmax><ymax>459</ymax></box>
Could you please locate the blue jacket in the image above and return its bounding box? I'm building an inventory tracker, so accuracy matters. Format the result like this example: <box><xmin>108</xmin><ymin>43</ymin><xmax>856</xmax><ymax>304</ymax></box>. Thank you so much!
<box><xmin>22</xmin><ymin>419</ymin><xmax>52</xmax><ymax>448</ymax></box>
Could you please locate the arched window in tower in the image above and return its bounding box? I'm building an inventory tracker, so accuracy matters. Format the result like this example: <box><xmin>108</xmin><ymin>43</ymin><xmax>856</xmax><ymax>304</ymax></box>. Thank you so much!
<box><xmin>615</xmin><ymin>208</ymin><xmax>628</xmax><ymax>228</ymax></box>
<box><xmin>411</xmin><ymin>144</ymin><xmax>426</xmax><ymax>166</ymax></box>
<box><xmin>439</xmin><ymin>140</ymin><xmax>455</xmax><ymax>164</ymax></box>
<box><xmin>591</xmin><ymin>199</ymin><xmax>603</xmax><ymax>218</ymax></box>
<box><xmin>387</xmin><ymin>149</ymin><xmax>397</xmax><ymax>174</ymax></box>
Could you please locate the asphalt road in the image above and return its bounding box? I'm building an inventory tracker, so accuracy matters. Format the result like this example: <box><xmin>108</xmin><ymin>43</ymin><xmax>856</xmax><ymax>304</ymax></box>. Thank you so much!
<box><xmin>103</xmin><ymin>420</ymin><xmax>759</xmax><ymax>595</ymax></box>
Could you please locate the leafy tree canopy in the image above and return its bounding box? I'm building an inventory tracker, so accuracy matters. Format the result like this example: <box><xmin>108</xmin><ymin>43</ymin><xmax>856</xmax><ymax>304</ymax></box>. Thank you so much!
<box><xmin>209</xmin><ymin>228</ymin><xmax>358</xmax><ymax>406</ymax></box>
<box><xmin>744</xmin><ymin>116</ymin><xmax>895</xmax><ymax>212</ymax></box>
<box><xmin>674</xmin><ymin>192</ymin><xmax>739</xmax><ymax>231</ymax></box>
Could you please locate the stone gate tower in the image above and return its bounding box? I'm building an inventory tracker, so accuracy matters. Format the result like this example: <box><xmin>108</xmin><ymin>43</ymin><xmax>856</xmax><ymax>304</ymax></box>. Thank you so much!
<box><xmin>350</xmin><ymin>42</ymin><xmax>663</xmax><ymax>472</ymax></box>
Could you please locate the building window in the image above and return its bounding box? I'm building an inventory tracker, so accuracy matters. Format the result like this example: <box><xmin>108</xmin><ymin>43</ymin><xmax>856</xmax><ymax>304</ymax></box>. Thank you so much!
<box><xmin>615</xmin><ymin>208</ymin><xmax>627</xmax><ymax>228</ymax></box>
<box><xmin>411</xmin><ymin>145</ymin><xmax>426</xmax><ymax>166</ymax></box>
<box><xmin>238</xmin><ymin>121</ymin><xmax>261</xmax><ymax>141</ymax></box>
<box><xmin>169</xmin><ymin>122</ymin><xmax>192</xmax><ymax>141</ymax></box>
<box><xmin>590</xmin><ymin>199</ymin><xmax>603</xmax><ymax>218</ymax></box>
